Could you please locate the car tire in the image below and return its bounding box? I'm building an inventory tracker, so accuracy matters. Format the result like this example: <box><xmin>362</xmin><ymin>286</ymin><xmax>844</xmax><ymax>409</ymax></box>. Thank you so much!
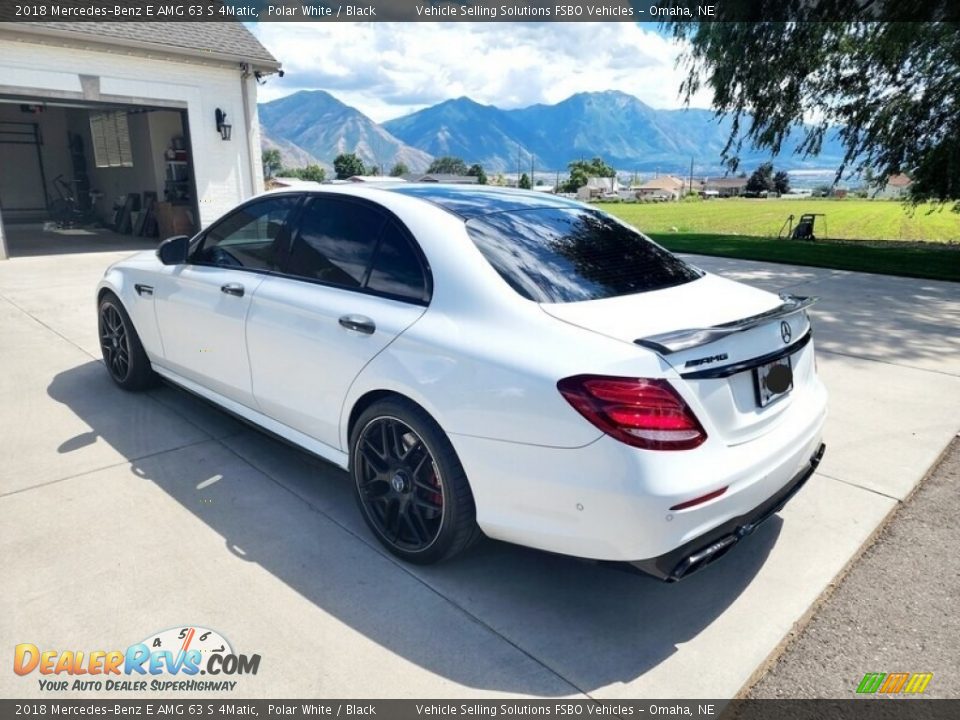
<box><xmin>98</xmin><ymin>292</ymin><xmax>157</xmax><ymax>391</ymax></box>
<box><xmin>350</xmin><ymin>398</ymin><xmax>481</xmax><ymax>564</ymax></box>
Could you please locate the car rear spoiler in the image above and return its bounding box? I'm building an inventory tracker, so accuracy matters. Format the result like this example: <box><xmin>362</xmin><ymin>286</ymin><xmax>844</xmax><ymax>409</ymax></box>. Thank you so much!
<box><xmin>634</xmin><ymin>295</ymin><xmax>818</xmax><ymax>355</ymax></box>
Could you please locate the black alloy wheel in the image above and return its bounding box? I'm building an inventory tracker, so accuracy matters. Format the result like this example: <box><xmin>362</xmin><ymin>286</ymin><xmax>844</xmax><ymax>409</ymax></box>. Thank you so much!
<box><xmin>355</xmin><ymin>416</ymin><xmax>445</xmax><ymax>552</ymax></box>
<box><xmin>350</xmin><ymin>399</ymin><xmax>481</xmax><ymax>564</ymax></box>
<box><xmin>100</xmin><ymin>303</ymin><xmax>131</xmax><ymax>383</ymax></box>
<box><xmin>97</xmin><ymin>293</ymin><xmax>157</xmax><ymax>391</ymax></box>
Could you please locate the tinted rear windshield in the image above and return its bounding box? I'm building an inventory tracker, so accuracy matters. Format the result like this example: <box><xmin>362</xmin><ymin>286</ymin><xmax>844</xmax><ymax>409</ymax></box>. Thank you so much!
<box><xmin>466</xmin><ymin>207</ymin><xmax>703</xmax><ymax>303</ymax></box>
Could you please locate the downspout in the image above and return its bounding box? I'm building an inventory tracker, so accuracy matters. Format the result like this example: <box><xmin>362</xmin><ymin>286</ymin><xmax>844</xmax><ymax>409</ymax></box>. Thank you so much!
<box><xmin>239</xmin><ymin>63</ymin><xmax>260</xmax><ymax>197</ymax></box>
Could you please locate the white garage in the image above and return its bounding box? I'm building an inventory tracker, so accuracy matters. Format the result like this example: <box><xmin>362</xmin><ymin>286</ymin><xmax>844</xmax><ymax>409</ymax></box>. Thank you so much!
<box><xmin>0</xmin><ymin>22</ymin><xmax>281</xmax><ymax>259</ymax></box>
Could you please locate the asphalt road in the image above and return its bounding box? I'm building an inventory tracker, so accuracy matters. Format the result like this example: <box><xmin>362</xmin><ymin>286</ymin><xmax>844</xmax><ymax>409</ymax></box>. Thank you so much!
<box><xmin>748</xmin><ymin>437</ymin><xmax>960</xmax><ymax>699</ymax></box>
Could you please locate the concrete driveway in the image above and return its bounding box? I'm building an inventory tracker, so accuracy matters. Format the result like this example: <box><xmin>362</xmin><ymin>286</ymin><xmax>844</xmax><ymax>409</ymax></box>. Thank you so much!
<box><xmin>1</xmin><ymin>250</ymin><xmax>957</xmax><ymax>699</ymax></box>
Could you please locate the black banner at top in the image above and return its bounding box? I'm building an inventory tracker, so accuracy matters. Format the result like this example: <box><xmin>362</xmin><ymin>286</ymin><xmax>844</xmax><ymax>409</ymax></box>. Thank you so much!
<box><xmin>1</xmin><ymin>0</ymin><xmax>959</xmax><ymax>22</ymax></box>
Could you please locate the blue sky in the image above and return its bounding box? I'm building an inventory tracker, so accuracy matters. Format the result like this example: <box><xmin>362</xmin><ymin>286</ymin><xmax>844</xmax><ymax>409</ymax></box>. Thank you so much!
<box><xmin>248</xmin><ymin>22</ymin><xmax>708</xmax><ymax>122</ymax></box>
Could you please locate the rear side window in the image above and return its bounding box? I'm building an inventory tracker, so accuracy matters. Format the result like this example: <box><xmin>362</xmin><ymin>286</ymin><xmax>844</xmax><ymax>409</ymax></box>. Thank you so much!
<box><xmin>366</xmin><ymin>221</ymin><xmax>429</xmax><ymax>303</ymax></box>
<box><xmin>285</xmin><ymin>196</ymin><xmax>430</xmax><ymax>304</ymax></box>
<box><xmin>288</xmin><ymin>197</ymin><xmax>385</xmax><ymax>288</ymax></box>
<box><xmin>466</xmin><ymin>207</ymin><xmax>702</xmax><ymax>303</ymax></box>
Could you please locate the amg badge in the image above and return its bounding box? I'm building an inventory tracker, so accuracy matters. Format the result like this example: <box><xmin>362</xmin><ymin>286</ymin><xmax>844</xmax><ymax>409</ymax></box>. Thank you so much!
<box><xmin>685</xmin><ymin>353</ymin><xmax>729</xmax><ymax>368</ymax></box>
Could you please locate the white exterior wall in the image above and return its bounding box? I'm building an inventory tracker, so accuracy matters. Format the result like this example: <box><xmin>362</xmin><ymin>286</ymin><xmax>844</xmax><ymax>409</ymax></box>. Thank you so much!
<box><xmin>0</xmin><ymin>33</ymin><xmax>265</xmax><ymax>230</ymax></box>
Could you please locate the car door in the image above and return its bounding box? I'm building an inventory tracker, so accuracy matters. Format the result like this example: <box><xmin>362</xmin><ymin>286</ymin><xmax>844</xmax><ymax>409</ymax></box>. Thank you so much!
<box><xmin>153</xmin><ymin>194</ymin><xmax>301</xmax><ymax>407</ymax></box>
<box><xmin>246</xmin><ymin>194</ymin><xmax>430</xmax><ymax>450</ymax></box>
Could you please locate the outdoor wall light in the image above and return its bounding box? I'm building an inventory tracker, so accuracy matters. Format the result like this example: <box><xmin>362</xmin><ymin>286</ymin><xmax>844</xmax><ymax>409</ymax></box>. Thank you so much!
<box><xmin>215</xmin><ymin>108</ymin><xmax>232</xmax><ymax>141</ymax></box>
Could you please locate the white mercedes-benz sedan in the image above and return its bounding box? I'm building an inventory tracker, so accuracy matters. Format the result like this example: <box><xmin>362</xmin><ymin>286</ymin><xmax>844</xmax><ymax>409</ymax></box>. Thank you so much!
<box><xmin>96</xmin><ymin>185</ymin><xmax>826</xmax><ymax>580</ymax></box>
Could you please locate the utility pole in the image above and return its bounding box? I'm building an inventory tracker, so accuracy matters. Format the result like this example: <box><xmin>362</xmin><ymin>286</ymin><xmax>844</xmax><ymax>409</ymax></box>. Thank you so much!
<box><xmin>689</xmin><ymin>156</ymin><xmax>695</xmax><ymax>194</ymax></box>
<box><xmin>515</xmin><ymin>145</ymin><xmax>520</xmax><ymax>186</ymax></box>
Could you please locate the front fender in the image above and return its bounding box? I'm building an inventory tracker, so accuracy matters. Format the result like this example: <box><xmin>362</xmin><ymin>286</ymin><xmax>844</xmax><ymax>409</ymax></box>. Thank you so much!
<box><xmin>96</xmin><ymin>263</ymin><xmax>163</xmax><ymax>362</ymax></box>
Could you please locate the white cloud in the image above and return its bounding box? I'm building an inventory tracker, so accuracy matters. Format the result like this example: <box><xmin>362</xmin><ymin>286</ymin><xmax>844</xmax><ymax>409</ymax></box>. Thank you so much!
<box><xmin>251</xmin><ymin>22</ymin><xmax>713</xmax><ymax>121</ymax></box>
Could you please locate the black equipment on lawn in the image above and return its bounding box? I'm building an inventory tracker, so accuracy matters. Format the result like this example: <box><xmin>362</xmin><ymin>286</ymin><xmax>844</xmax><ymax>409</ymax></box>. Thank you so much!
<box><xmin>778</xmin><ymin>213</ymin><xmax>827</xmax><ymax>241</ymax></box>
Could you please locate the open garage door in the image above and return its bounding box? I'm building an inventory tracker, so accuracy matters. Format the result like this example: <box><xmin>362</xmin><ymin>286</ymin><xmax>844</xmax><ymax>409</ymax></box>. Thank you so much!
<box><xmin>0</xmin><ymin>98</ymin><xmax>198</xmax><ymax>259</ymax></box>
<box><xmin>0</xmin><ymin>122</ymin><xmax>48</xmax><ymax>216</ymax></box>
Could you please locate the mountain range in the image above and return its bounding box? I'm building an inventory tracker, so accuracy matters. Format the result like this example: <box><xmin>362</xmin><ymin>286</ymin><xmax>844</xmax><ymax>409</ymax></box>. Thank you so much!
<box><xmin>259</xmin><ymin>89</ymin><xmax>846</xmax><ymax>176</ymax></box>
<box><xmin>259</xmin><ymin>90</ymin><xmax>432</xmax><ymax>174</ymax></box>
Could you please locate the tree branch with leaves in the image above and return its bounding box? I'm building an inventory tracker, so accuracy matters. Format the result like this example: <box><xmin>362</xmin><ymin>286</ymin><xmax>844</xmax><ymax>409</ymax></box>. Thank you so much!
<box><xmin>668</xmin><ymin>15</ymin><xmax>959</xmax><ymax>207</ymax></box>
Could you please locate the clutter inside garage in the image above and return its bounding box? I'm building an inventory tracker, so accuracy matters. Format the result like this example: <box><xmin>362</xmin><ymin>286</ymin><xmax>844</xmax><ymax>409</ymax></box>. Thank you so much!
<box><xmin>0</xmin><ymin>100</ymin><xmax>198</xmax><ymax>256</ymax></box>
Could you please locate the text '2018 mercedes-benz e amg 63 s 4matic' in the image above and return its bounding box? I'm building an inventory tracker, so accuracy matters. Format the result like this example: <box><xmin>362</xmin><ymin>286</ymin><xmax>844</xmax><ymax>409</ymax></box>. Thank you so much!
<box><xmin>97</xmin><ymin>184</ymin><xmax>826</xmax><ymax>580</ymax></box>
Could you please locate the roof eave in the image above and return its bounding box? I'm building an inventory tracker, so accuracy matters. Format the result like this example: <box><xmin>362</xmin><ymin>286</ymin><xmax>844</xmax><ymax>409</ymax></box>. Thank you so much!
<box><xmin>3</xmin><ymin>24</ymin><xmax>282</xmax><ymax>73</ymax></box>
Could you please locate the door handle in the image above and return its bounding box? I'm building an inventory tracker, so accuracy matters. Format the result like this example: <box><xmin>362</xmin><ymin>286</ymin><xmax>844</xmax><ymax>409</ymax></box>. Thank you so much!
<box><xmin>221</xmin><ymin>283</ymin><xmax>245</xmax><ymax>297</ymax></box>
<box><xmin>338</xmin><ymin>315</ymin><xmax>376</xmax><ymax>335</ymax></box>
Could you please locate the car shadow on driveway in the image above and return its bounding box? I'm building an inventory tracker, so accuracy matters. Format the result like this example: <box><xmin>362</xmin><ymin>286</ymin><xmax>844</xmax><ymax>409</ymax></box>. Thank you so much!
<box><xmin>48</xmin><ymin>363</ymin><xmax>781</xmax><ymax>695</ymax></box>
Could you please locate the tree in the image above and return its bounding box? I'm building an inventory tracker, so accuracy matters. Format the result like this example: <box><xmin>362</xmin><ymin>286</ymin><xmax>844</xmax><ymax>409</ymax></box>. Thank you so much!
<box><xmin>467</xmin><ymin>163</ymin><xmax>487</xmax><ymax>185</ymax></box>
<box><xmin>562</xmin><ymin>156</ymin><xmax>616</xmax><ymax>192</ymax></box>
<box><xmin>518</xmin><ymin>173</ymin><xmax>532</xmax><ymax>190</ymax></box>
<box><xmin>280</xmin><ymin>165</ymin><xmax>326</xmax><ymax>182</ymax></box>
<box><xmin>390</xmin><ymin>162</ymin><xmax>409</xmax><ymax>177</ymax></box>
<box><xmin>773</xmin><ymin>170</ymin><xmax>791</xmax><ymax>195</ymax></box>
<box><xmin>333</xmin><ymin>153</ymin><xmax>366</xmax><ymax>180</ymax></box>
<box><xmin>262</xmin><ymin>148</ymin><xmax>282</xmax><ymax>179</ymax></box>
<box><xmin>427</xmin><ymin>156</ymin><xmax>468</xmax><ymax>175</ymax></box>
<box><xmin>745</xmin><ymin>162</ymin><xmax>774</xmax><ymax>194</ymax></box>
<box><xmin>297</xmin><ymin>164</ymin><xmax>326</xmax><ymax>183</ymax></box>
<box><xmin>667</xmin><ymin>19</ymin><xmax>960</xmax><ymax>207</ymax></box>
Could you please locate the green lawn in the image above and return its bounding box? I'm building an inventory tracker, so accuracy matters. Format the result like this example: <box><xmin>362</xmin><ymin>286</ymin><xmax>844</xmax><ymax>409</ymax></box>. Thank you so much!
<box><xmin>642</xmin><ymin>233</ymin><xmax>960</xmax><ymax>283</ymax></box>
<box><xmin>596</xmin><ymin>198</ymin><xmax>959</xmax><ymax>281</ymax></box>
<box><xmin>601</xmin><ymin>198</ymin><xmax>960</xmax><ymax>243</ymax></box>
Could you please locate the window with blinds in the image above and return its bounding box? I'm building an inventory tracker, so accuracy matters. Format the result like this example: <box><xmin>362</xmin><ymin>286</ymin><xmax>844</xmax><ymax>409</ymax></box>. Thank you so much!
<box><xmin>89</xmin><ymin>112</ymin><xmax>133</xmax><ymax>168</ymax></box>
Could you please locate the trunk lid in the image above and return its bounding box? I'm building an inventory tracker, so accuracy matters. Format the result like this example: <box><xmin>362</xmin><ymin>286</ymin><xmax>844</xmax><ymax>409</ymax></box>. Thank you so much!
<box><xmin>540</xmin><ymin>274</ymin><xmax>817</xmax><ymax>445</ymax></box>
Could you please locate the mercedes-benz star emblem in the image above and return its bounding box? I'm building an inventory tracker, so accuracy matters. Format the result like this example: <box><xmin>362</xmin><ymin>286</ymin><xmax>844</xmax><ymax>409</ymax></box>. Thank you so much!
<box><xmin>780</xmin><ymin>321</ymin><xmax>792</xmax><ymax>344</ymax></box>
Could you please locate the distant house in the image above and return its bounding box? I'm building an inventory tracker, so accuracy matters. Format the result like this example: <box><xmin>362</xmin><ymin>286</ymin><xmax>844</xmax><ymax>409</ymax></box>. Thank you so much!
<box><xmin>637</xmin><ymin>175</ymin><xmax>685</xmax><ymax>200</ymax></box>
<box><xmin>875</xmin><ymin>173</ymin><xmax>913</xmax><ymax>199</ymax></box>
<box><xmin>576</xmin><ymin>176</ymin><xmax>620</xmax><ymax>201</ymax></box>
<box><xmin>701</xmin><ymin>177</ymin><xmax>748</xmax><ymax>198</ymax></box>
<box><xmin>347</xmin><ymin>175</ymin><xmax>405</xmax><ymax>183</ymax></box>
<box><xmin>403</xmin><ymin>174</ymin><xmax>479</xmax><ymax>184</ymax></box>
<box><xmin>269</xmin><ymin>177</ymin><xmax>322</xmax><ymax>189</ymax></box>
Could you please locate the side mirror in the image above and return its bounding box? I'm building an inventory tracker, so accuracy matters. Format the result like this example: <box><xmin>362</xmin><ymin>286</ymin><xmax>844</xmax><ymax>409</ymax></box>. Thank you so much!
<box><xmin>157</xmin><ymin>235</ymin><xmax>190</xmax><ymax>266</ymax></box>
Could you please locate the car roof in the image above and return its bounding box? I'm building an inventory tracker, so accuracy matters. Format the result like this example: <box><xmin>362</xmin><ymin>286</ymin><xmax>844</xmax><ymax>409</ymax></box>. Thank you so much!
<box><xmin>381</xmin><ymin>184</ymin><xmax>584</xmax><ymax>219</ymax></box>
<box><xmin>261</xmin><ymin>182</ymin><xmax>585</xmax><ymax>220</ymax></box>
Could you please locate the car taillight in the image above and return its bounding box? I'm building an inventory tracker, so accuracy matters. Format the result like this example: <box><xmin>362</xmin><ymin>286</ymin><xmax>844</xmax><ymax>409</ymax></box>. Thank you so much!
<box><xmin>557</xmin><ymin>375</ymin><xmax>707</xmax><ymax>450</ymax></box>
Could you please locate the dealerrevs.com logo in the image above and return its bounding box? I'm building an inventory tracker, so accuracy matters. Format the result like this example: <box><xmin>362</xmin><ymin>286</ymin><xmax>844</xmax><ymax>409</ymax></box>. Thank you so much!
<box><xmin>856</xmin><ymin>672</ymin><xmax>933</xmax><ymax>695</ymax></box>
<box><xmin>14</xmin><ymin>626</ymin><xmax>261</xmax><ymax>692</ymax></box>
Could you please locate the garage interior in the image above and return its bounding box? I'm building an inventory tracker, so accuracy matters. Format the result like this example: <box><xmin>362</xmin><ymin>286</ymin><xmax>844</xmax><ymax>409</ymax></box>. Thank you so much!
<box><xmin>0</xmin><ymin>98</ymin><xmax>199</xmax><ymax>258</ymax></box>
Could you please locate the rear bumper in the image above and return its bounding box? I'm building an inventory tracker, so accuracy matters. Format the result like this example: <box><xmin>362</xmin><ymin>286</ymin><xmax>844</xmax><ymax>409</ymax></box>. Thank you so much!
<box><xmin>453</xmin><ymin>373</ymin><xmax>827</xmax><ymax>563</ymax></box>
<box><xmin>630</xmin><ymin>443</ymin><xmax>826</xmax><ymax>582</ymax></box>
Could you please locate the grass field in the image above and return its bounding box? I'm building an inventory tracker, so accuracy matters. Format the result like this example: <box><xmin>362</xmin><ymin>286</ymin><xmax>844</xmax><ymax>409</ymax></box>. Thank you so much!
<box><xmin>643</xmin><ymin>233</ymin><xmax>960</xmax><ymax>283</ymax></box>
<box><xmin>600</xmin><ymin>198</ymin><xmax>960</xmax><ymax>243</ymax></box>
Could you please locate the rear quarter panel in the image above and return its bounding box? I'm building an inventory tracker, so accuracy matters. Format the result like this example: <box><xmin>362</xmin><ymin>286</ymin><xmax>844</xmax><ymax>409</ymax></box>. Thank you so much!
<box><xmin>340</xmin><ymin>302</ymin><xmax>670</xmax><ymax>449</ymax></box>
